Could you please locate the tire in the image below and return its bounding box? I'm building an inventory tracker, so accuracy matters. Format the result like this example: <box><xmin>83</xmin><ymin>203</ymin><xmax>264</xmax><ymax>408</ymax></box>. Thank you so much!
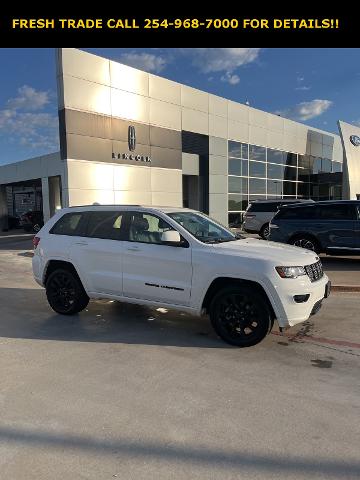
<box><xmin>209</xmin><ymin>285</ymin><xmax>273</xmax><ymax>347</ymax></box>
<box><xmin>289</xmin><ymin>235</ymin><xmax>321</xmax><ymax>254</ymax></box>
<box><xmin>46</xmin><ymin>268</ymin><xmax>89</xmax><ymax>315</ymax></box>
<box><xmin>259</xmin><ymin>223</ymin><xmax>270</xmax><ymax>240</ymax></box>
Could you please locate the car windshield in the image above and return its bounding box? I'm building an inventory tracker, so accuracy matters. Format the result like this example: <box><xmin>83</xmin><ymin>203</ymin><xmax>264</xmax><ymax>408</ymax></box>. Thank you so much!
<box><xmin>167</xmin><ymin>211</ymin><xmax>241</xmax><ymax>244</ymax></box>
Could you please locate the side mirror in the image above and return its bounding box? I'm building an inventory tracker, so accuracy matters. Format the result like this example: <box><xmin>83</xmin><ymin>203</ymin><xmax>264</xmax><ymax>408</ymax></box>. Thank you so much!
<box><xmin>161</xmin><ymin>230</ymin><xmax>185</xmax><ymax>247</ymax></box>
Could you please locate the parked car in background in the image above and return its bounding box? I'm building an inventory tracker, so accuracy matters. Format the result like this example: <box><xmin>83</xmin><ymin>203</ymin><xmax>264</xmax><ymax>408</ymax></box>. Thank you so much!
<box><xmin>268</xmin><ymin>200</ymin><xmax>360</xmax><ymax>254</ymax></box>
<box><xmin>32</xmin><ymin>205</ymin><xmax>330</xmax><ymax>348</ymax></box>
<box><xmin>20</xmin><ymin>210</ymin><xmax>44</xmax><ymax>233</ymax></box>
<box><xmin>243</xmin><ymin>199</ymin><xmax>314</xmax><ymax>239</ymax></box>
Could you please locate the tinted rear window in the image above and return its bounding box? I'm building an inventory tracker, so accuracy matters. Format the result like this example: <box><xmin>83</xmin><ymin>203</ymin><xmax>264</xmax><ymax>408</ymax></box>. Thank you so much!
<box><xmin>276</xmin><ymin>206</ymin><xmax>317</xmax><ymax>220</ymax></box>
<box><xmin>276</xmin><ymin>204</ymin><xmax>356</xmax><ymax>220</ymax></box>
<box><xmin>318</xmin><ymin>204</ymin><xmax>356</xmax><ymax>220</ymax></box>
<box><xmin>86</xmin><ymin>211</ymin><xmax>124</xmax><ymax>240</ymax></box>
<box><xmin>50</xmin><ymin>212</ymin><xmax>84</xmax><ymax>236</ymax></box>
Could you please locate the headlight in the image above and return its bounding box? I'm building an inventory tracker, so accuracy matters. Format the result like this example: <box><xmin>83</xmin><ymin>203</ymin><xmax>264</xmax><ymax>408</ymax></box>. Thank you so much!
<box><xmin>276</xmin><ymin>266</ymin><xmax>306</xmax><ymax>279</ymax></box>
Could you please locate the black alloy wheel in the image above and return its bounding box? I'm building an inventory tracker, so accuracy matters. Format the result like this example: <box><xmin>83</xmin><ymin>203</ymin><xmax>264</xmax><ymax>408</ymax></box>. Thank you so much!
<box><xmin>260</xmin><ymin>223</ymin><xmax>270</xmax><ymax>240</ymax></box>
<box><xmin>46</xmin><ymin>268</ymin><xmax>89</xmax><ymax>315</ymax></box>
<box><xmin>209</xmin><ymin>285</ymin><xmax>273</xmax><ymax>347</ymax></box>
<box><xmin>290</xmin><ymin>235</ymin><xmax>320</xmax><ymax>253</ymax></box>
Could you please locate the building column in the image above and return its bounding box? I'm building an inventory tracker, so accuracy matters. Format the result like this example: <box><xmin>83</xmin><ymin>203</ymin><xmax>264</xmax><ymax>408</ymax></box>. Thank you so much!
<box><xmin>41</xmin><ymin>177</ymin><xmax>51</xmax><ymax>222</ymax></box>
<box><xmin>0</xmin><ymin>185</ymin><xmax>9</xmax><ymax>231</ymax></box>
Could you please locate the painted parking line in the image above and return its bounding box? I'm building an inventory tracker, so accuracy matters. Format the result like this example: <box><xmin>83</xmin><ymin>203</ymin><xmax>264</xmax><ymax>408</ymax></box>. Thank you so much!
<box><xmin>272</xmin><ymin>331</ymin><xmax>360</xmax><ymax>349</ymax></box>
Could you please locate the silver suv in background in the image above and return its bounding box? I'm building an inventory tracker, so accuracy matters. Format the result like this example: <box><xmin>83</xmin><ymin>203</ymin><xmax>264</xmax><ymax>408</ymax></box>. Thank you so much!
<box><xmin>243</xmin><ymin>199</ymin><xmax>314</xmax><ymax>239</ymax></box>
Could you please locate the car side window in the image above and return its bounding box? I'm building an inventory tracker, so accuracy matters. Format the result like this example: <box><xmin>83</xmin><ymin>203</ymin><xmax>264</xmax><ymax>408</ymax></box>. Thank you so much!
<box><xmin>86</xmin><ymin>211</ymin><xmax>125</xmax><ymax>240</ymax></box>
<box><xmin>318</xmin><ymin>205</ymin><xmax>356</xmax><ymax>220</ymax></box>
<box><xmin>50</xmin><ymin>212</ymin><xmax>84</xmax><ymax>236</ymax></box>
<box><xmin>127</xmin><ymin>212</ymin><xmax>175</xmax><ymax>245</ymax></box>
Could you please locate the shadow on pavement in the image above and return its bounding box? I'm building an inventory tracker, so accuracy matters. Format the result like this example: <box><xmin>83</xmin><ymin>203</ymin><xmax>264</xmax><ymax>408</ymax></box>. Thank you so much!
<box><xmin>0</xmin><ymin>287</ymin><xmax>231</xmax><ymax>349</ymax></box>
<box><xmin>0</xmin><ymin>425</ymin><xmax>359</xmax><ymax>478</ymax></box>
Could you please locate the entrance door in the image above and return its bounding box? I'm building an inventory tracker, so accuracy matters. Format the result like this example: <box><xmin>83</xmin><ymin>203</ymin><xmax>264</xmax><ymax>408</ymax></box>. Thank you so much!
<box><xmin>182</xmin><ymin>175</ymin><xmax>200</xmax><ymax>210</ymax></box>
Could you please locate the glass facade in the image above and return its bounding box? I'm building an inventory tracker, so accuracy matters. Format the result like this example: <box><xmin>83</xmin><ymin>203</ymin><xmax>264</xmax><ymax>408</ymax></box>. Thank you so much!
<box><xmin>228</xmin><ymin>141</ymin><xmax>343</xmax><ymax>225</ymax></box>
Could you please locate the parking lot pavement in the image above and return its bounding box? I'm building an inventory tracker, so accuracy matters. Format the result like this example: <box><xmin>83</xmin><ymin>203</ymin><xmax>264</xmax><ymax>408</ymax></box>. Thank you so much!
<box><xmin>0</xmin><ymin>248</ymin><xmax>360</xmax><ymax>480</ymax></box>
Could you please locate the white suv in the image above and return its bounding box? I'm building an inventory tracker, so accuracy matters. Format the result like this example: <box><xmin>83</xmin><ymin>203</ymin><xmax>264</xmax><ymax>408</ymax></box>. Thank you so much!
<box><xmin>32</xmin><ymin>205</ymin><xmax>331</xmax><ymax>347</ymax></box>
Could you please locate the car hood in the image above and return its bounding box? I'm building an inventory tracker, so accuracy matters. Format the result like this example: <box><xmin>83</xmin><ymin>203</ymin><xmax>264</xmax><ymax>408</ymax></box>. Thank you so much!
<box><xmin>212</xmin><ymin>238</ymin><xmax>319</xmax><ymax>265</ymax></box>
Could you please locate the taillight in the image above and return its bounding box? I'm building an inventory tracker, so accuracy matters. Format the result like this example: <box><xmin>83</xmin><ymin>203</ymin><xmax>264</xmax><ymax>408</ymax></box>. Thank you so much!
<box><xmin>33</xmin><ymin>236</ymin><xmax>40</xmax><ymax>249</ymax></box>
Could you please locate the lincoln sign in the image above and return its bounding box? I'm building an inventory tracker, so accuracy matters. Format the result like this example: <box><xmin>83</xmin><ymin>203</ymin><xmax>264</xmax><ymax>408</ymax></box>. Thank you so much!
<box><xmin>112</xmin><ymin>152</ymin><xmax>152</xmax><ymax>162</ymax></box>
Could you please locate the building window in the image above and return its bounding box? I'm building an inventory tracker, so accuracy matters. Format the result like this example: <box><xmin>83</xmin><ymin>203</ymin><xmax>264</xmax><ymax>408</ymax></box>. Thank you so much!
<box><xmin>227</xmin><ymin>140</ymin><xmax>342</xmax><ymax>225</ymax></box>
<box><xmin>267</xmin><ymin>163</ymin><xmax>284</xmax><ymax>180</ymax></box>
<box><xmin>267</xmin><ymin>149</ymin><xmax>285</xmax><ymax>164</ymax></box>
<box><xmin>229</xmin><ymin>141</ymin><xmax>248</xmax><ymax>159</ymax></box>
<box><xmin>249</xmin><ymin>144</ymin><xmax>266</xmax><ymax>162</ymax></box>
<box><xmin>332</xmin><ymin>162</ymin><xmax>342</xmax><ymax>173</ymax></box>
<box><xmin>228</xmin><ymin>194</ymin><xmax>248</xmax><ymax>211</ymax></box>
<box><xmin>249</xmin><ymin>178</ymin><xmax>266</xmax><ymax>195</ymax></box>
<box><xmin>267</xmin><ymin>180</ymin><xmax>283</xmax><ymax>196</ymax></box>
<box><xmin>229</xmin><ymin>158</ymin><xmax>248</xmax><ymax>176</ymax></box>
<box><xmin>249</xmin><ymin>161</ymin><xmax>266</xmax><ymax>178</ymax></box>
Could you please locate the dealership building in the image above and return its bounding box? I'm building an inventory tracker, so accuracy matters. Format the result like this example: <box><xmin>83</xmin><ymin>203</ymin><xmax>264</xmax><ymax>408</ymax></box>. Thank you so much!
<box><xmin>0</xmin><ymin>48</ymin><xmax>360</xmax><ymax>230</ymax></box>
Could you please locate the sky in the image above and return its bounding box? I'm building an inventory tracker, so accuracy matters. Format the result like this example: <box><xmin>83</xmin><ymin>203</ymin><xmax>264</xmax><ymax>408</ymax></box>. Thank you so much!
<box><xmin>0</xmin><ymin>47</ymin><xmax>359</xmax><ymax>165</ymax></box>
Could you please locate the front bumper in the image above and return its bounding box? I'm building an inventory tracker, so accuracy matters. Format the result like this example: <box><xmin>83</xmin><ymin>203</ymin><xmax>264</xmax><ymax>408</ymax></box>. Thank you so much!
<box><xmin>264</xmin><ymin>273</ymin><xmax>331</xmax><ymax>328</ymax></box>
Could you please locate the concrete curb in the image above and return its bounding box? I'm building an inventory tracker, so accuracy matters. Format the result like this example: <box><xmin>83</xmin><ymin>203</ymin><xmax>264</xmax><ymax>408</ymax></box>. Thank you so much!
<box><xmin>331</xmin><ymin>285</ymin><xmax>360</xmax><ymax>293</ymax></box>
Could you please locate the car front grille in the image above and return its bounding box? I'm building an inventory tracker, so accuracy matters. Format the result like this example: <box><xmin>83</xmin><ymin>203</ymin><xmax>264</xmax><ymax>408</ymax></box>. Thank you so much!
<box><xmin>305</xmin><ymin>260</ymin><xmax>324</xmax><ymax>283</ymax></box>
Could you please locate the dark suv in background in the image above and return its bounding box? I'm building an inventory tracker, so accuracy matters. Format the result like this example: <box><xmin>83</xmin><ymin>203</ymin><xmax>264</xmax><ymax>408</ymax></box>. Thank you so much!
<box><xmin>268</xmin><ymin>201</ymin><xmax>360</xmax><ymax>254</ymax></box>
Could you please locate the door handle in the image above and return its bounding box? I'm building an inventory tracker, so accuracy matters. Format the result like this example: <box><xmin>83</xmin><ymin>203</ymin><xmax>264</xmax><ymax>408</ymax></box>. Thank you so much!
<box><xmin>74</xmin><ymin>241</ymin><xmax>88</xmax><ymax>246</ymax></box>
<box><xmin>127</xmin><ymin>247</ymin><xmax>140</xmax><ymax>252</ymax></box>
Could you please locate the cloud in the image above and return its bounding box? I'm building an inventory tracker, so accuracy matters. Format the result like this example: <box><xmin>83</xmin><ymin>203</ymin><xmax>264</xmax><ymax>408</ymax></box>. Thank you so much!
<box><xmin>184</xmin><ymin>48</ymin><xmax>261</xmax><ymax>73</ymax></box>
<box><xmin>352</xmin><ymin>119</ymin><xmax>360</xmax><ymax>127</ymax></box>
<box><xmin>119</xmin><ymin>52</ymin><xmax>167</xmax><ymax>73</ymax></box>
<box><xmin>221</xmin><ymin>72</ymin><xmax>240</xmax><ymax>85</ymax></box>
<box><xmin>7</xmin><ymin>85</ymin><xmax>50</xmax><ymax>111</ymax></box>
<box><xmin>295</xmin><ymin>85</ymin><xmax>311</xmax><ymax>91</ymax></box>
<box><xmin>275</xmin><ymin>99</ymin><xmax>333</xmax><ymax>121</ymax></box>
<box><xmin>0</xmin><ymin>85</ymin><xmax>58</xmax><ymax>152</ymax></box>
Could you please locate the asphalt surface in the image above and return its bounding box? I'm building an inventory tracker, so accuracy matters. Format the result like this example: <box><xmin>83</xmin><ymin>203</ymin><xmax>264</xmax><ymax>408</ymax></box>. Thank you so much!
<box><xmin>0</xmin><ymin>241</ymin><xmax>359</xmax><ymax>479</ymax></box>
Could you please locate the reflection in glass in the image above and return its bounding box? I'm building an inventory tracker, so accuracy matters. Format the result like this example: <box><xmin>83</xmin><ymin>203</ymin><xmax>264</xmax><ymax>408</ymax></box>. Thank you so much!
<box><xmin>312</xmin><ymin>157</ymin><xmax>322</xmax><ymax>174</ymax></box>
<box><xmin>267</xmin><ymin>163</ymin><xmax>284</xmax><ymax>179</ymax></box>
<box><xmin>229</xmin><ymin>158</ymin><xmax>248</xmax><ymax>176</ymax></box>
<box><xmin>249</xmin><ymin>178</ymin><xmax>266</xmax><ymax>195</ymax></box>
<box><xmin>229</xmin><ymin>141</ymin><xmax>248</xmax><ymax>159</ymax></box>
<box><xmin>285</xmin><ymin>152</ymin><xmax>297</xmax><ymax>167</ymax></box>
<box><xmin>283</xmin><ymin>181</ymin><xmax>297</xmax><ymax>196</ymax></box>
<box><xmin>229</xmin><ymin>177</ymin><xmax>248</xmax><ymax>194</ymax></box>
<box><xmin>284</xmin><ymin>166</ymin><xmax>297</xmax><ymax>182</ymax></box>
<box><xmin>321</xmin><ymin>158</ymin><xmax>332</xmax><ymax>173</ymax></box>
<box><xmin>267</xmin><ymin>180</ymin><xmax>283</xmax><ymax>196</ymax></box>
<box><xmin>267</xmin><ymin>149</ymin><xmax>284</xmax><ymax>164</ymax></box>
<box><xmin>249</xmin><ymin>161</ymin><xmax>266</xmax><ymax>178</ymax></box>
<box><xmin>332</xmin><ymin>162</ymin><xmax>342</xmax><ymax>173</ymax></box>
<box><xmin>228</xmin><ymin>194</ymin><xmax>248</xmax><ymax>211</ymax></box>
<box><xmin>249</xmin><ymin>144</ymin><xmax>266</xmax><ymax>161</ymax></box>
<box><xmin>297</xmin><ymin>183</ymin><xmax>310</xmax><ymax>197</ymax></box>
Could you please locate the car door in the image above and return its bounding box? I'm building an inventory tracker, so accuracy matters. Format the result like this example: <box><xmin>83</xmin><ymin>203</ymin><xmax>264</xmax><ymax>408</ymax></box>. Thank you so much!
<box><xmin>122</xmin><ymin>211</ymin><xmax>192</xmax><ymax>306</ymax></box>
<box><xmin>69</xmin><ymin>210</ymin><xmax>125</xmax><ymax>295</ymax></box>
<box><xmin>318</xmin><ymin>204</ymin><xmax>358</xmax><ymax>250</ymax></box>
